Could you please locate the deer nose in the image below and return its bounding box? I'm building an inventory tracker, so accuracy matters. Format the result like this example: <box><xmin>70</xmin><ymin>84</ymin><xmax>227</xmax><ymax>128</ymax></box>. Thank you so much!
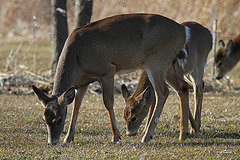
<box><xmin>126</xmin><ymin>130</ymin><xmax>137</xmax><ymax>136</ymax></box>
<box><xmin>216</xmin><ymin>75</ymin><xmax>223</xmax><ymax>80</ymax></box>
<box><xmin>48</xmin><ymin>138</ymin><xmax>59</xmax><ymax>145</ymax></box>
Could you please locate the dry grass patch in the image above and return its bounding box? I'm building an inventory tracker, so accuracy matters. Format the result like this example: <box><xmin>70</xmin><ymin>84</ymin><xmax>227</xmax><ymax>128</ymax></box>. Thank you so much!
<box><xmin>0</xmin><ymin>92</ymin><xmax>239</xmax><ymax>159</ymax></box>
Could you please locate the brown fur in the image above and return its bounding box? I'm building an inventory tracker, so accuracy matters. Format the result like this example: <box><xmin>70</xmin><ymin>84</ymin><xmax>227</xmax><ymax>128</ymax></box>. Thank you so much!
<box><xmin>33</xmin><ymin>13</ymin><xmax>189</xmax><ymax>144</ymax></box>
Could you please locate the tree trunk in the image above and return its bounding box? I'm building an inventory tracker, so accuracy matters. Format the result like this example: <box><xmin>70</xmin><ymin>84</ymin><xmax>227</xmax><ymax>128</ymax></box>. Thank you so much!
<box><xmin>51</xmin><ymin>0</ymin><xmax>68</xmax><ymax>77</ymax></box>
<box><xmin>74</xmin><ymin>0</ymin><xmax>93</xmax><ymax>27</ymax></box>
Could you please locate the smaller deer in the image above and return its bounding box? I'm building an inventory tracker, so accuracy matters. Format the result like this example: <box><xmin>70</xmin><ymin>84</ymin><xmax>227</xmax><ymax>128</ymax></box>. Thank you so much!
<box><xmin>215</xmin><ymin>34</ymin><xmax>240</xmax><ymax>80</ymax></box>
<box><xmin>121</xmin><ymin>21</ymin><xmax>212</xmax><ymax>137</ymax></box>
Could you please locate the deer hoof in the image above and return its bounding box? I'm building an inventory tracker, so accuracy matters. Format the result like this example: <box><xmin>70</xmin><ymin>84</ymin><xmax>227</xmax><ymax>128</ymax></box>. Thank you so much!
<box><xmin>191</xmin><ymin>127</ymin><xmax>200</xmax><ymax>134</ymax></box>
<box><xmin>179</xmin><ymin>131</ymin><xmax>188</xmax><ymax>141</ymax></box>
<box><xmin>141</xmin><ymin>135</ymin><xmax>152</xmax><ymax>143</ymax></box>
<box><xmin>64</xmin><ymin>135</ymin><xmax>74</xmax><ymax>143</ymax></box>
<box><xmin>112</xmin><ymin>135</ymin><xmax>121</xmax><ymax>143</ymax></box>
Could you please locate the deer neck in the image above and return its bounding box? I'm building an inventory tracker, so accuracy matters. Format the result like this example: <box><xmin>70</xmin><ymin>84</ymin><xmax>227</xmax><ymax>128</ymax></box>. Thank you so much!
<box><xmin>131</xmin><ymin>71</ymin><xmax>153</xmax><ymax>98</ymax></box>
<box><xmin>229</xmin><ymin>47</ymin><xmax>240</xmax><ymax>67</ymax></box>
<box><xmin>52</xmin><ymin>53</ymin><xmax>96</xmax><ymax>97</ymax></box>
<box><xmin>52</xmin><ymin>68</ymin><xmax>75</xmax><ymax>97</ymax></box>
<box><xmin>52</xmin><ymin>47</ymin><xmax>77</xmax><ymax>96</ymax></box>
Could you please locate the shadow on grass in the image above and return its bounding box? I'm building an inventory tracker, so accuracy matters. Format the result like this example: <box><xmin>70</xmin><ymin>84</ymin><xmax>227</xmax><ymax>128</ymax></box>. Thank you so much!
<box><xmin>187</xmin><ymin>127</ymin><xmax>240</xmax><ymax>139</ymax></box>
<box><xmin>2</xmin><ymin>123</ymin><xmax>238</xmax><ymax>147</ymax></box>
<box><xmin>154</xmin><ymin>127</ymin><xmax>240</xmax><ymax>139</ymax></box>
<box><xmin>201</xmin><ymin>130</ymin><xmax>240</xmax><ymax>139</ymax></box>
<box><xmin>145</xmin><ymin>140</ymin><xmax>240</xmax><ymax>148</ymax></box>
<box><xmin>59</xmin><ymin>127</ymin><xmax>240</xmax><ymax>147</ymax></box>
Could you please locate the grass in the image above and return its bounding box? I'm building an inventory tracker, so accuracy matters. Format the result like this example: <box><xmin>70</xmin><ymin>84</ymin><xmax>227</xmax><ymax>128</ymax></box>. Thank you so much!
<box><xmin>0</xmin><ymin>93</ymin><xmax>239</xmax><ymax>159</ymax></box>
<box><xmin>0</xmin><ymin>41</ymin><xmax>240</xmax><ymax>159</ymax></box>
<box><xmin>0</xmin><ymin>41</ymin><xmax>51</xmax><ymax>73</ymax></box>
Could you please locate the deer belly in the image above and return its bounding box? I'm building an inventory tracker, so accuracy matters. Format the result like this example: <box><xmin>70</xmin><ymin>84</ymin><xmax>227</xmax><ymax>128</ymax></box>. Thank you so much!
<box><xmin>116</xmin><ymin>67</ymin><xmax>142</xmax><ymax>74</ymax></box>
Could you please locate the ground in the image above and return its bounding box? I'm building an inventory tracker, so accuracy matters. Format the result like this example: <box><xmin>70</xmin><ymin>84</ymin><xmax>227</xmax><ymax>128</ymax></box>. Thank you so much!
<box><xmin>0</xmin><ymin>91</ymin><xmax>239</xmax><ymax>159</ymax></box>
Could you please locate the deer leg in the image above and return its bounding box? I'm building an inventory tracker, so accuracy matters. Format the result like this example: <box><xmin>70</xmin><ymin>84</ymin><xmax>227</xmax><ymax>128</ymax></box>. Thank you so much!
<box><xmin>165</xmin><ymin>68</ymin><xmax>195</xmax><ymax>140</ymax></box>
<box><xmin>190</xmin><ymin>74</ymin><xmax>204</xmax><ymax>132</ymax></box>
<box><xmin>99</xmin><ymin>72</ymin><xmax>121</xmax><ymax>143</ymax></box>
<box><xmin>142</xmin><ymin>101</ymin><xmax>155</xmax><ymax>135</ymax></box>
<box><xmin>188</xmin><ymin>106</ymin><xmax>198</xmax><ymax>133</ymax></box>
<box><xmin>142</xmin><ymin>93</ymin><xmax>196</xmax><ymax>136</ymax></box>
<box><xmin>141</xmin><ymin>67</ymin><xmax>169</xmax><ymax>143</ymax></box>
<box><xmin>64</xmin><ymin>86</ymin><xmax>88</xmax><ymax>143</ymax></box>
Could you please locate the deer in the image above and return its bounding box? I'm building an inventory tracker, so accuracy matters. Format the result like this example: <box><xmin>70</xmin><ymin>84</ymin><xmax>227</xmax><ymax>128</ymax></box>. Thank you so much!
<box><xmin>121</xmin><ymin>21</ymin><xmax>213</xmax><ymax>138</ymax></box>
<box><xmin>32</xmin><ymin>13</ymin><xmax>191</xmax><ymax>145</ymax></box>
<box><xmin>214</xmin><ymin>34</ymin><xmax>240</xmax><ymax>80</ymax></box>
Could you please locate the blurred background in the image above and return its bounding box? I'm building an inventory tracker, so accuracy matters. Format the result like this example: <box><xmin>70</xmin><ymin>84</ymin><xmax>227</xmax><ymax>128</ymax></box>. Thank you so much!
<box><xmin>0</xmin><ymin>0</ymin><xmax>239</xmax><ymax>41</ymax></box>
<box><xmin>0</xmin><ymin>0</ymin><xmax>239</xmax><ymax>94</ymax></box>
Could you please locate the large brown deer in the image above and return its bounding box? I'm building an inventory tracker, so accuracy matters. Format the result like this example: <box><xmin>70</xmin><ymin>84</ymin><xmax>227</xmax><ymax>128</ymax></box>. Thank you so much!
<box><xmin>32</xmin><ymin>13</ymin><xmax>191</xmax><ymax>145</ymax></box>
<box><xmin>121</xmin><ymin>21</ymin><xmax>212</xmax><ymax>138</ymax></box>
<box><xmin>215</xmin><ymin>34</ymin><xmax>240</xmax><ymax>79</ymax></box>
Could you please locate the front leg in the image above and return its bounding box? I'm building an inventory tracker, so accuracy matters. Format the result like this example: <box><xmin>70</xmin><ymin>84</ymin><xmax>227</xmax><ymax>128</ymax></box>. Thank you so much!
<box><xmin>99</xmin><ymin>72</ymin><xmax>121</xmax><ymax>143</ymax></box>
<box><xmin>142</xmin><ymin>101</ymin><xmax>155</xmax><ymax>135</ymax></box>
<box><xmin>64</xmin><ymin>86</ymin><xmax>88</xmax><ymax>143</ymax></box>
<box><xmin>142</xmin><ymin>67</ymin><xmax>169</xmax><ymax>143</ymax></box>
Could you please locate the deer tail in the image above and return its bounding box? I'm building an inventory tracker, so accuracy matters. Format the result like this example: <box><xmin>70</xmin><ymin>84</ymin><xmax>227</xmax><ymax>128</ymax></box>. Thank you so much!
<box><xmin>177</xmin><ymin>26</ymin><xmax>191</xmax><ymax>70</ymax></box>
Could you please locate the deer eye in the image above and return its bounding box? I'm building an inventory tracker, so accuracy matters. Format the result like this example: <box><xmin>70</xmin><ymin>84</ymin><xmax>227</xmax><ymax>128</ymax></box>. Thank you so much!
<box><xmin>52</xmin><ymin>117</ymin><xmax>62</xmax><ymax>124</ymax></box>
<box><xmin>131</xmin><ymin>117</ymin><xmax>137</xmax><ymax>123</ymax></box>
<box><xmin>218</xmin><ymin>62</ymin><xmax>222</xmax><ymax>68</ymax></box>
<box><xmin>56</xmin><ymin>117</ymin><xmax>62</xmax><ymax>124</ymax></box>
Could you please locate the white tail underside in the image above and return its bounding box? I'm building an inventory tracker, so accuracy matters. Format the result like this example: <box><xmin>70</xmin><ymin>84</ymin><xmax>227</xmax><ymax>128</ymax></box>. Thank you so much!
<box><xmin>178</xmin><ymin>26</ymin><xmax>191</xmax><ymax>69</ymax></box>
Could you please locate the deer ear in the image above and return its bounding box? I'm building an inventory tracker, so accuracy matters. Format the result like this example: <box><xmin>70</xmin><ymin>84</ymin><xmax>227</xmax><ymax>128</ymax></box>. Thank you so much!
<box><xmin>136</xmin><ymin>86</ymin><xmax>151</xmax><ymax>107</ymax></box>
<box><xmin>226</xmin><ymin>40</ymin><xmax>234</xmax><ymax>56</ymax></box>
<box><xmin>32</xmin><ymin>85</ymin><xmax>50</xmax><ymax>106</ymax></box>
<box><xmin>58</xmin><ymin>87</ymin><xmax>75</xmax><ymax>106</ymax></box>
<box><xmin>218</xmin><ymin>40</ymin><xmax>225</xmax><ymax>48</ymax></box>
<box><xmin>121</xmin><ymin>84</ymin><xmax>131</xmax><ymax>100</ymax></box>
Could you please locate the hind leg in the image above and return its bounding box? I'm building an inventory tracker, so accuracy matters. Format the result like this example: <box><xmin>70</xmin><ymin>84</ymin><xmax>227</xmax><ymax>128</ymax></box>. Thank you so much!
<box><xmin>189</xmin><ymin>71</ymin><xmax>204</xmax><ymax>132</ymax></box>
<box><xmin>166</xmin><ymin>66</ymin><xmax>199</xmax><ymax>140</ymax></box>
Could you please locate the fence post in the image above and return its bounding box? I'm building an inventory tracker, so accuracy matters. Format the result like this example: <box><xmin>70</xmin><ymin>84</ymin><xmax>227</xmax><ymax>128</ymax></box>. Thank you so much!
<box><xmin>212</xmin><ymin>19</ymin><xmax>217</xmax><ymax>80</ymax></box>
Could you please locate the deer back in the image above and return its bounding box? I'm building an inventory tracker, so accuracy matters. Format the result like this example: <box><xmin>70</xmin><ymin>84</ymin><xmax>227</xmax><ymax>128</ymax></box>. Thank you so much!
<box><xmin>53</xmin><ymin>13</ymin><xmax>187</xmax><ymax>96</ymax></box>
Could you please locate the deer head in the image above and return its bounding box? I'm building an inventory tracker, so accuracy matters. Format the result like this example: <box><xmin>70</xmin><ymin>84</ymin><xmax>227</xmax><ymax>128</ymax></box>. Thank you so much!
<box><xmin>121</xmin><ymin>84</ymin><xmax>153</xmax><ymax>136</ymax></box>
<box><xmin>32</xmin><ymin>85</ymin><xmax>75</xmax><ymax>145</ymax></box>
<box><xmin>215</xmin><ymin>39</ymin><xmax>236</xmax><ymax>80</ymax></box>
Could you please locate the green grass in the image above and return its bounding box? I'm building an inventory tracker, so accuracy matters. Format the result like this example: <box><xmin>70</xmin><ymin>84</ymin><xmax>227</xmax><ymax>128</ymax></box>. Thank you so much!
<box><xmin>0</xmin><ymin>41</ymin><xmax>239</xmax><ymax>159</ymax></box>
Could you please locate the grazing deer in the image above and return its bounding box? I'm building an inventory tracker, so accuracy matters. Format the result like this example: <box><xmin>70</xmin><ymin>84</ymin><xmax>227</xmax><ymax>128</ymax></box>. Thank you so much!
<box><xmin>215</xmin><ymin>34</ymin><xmax>240</xmax><ymax>79</ymax></box>
<box><xmin>32</xmin><ymin>13</ymin><xmax>191</xmax><ymax>145</ymax></box>
<box><xmin>121</xmin><ymin>21</ymin><xmax>212</xmax><ymax>138</ymax></box>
